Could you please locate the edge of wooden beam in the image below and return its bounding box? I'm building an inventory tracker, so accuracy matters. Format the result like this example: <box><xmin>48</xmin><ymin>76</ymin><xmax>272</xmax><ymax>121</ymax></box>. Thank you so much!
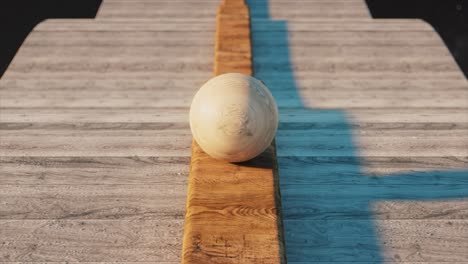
<box><xmin>181</xmin><ymin>0</ymin><xmax>286</xmax><ymax>263</ymax></box>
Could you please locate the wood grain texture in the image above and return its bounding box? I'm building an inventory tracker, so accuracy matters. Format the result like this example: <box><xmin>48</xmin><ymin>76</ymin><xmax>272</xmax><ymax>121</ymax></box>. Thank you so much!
<box><xmin>1</xmin><ymin>156</ymin><xmax>467</xmax><ymax>186</ymax></box>
<box><xmin>0</xmin><ymin>219</ymin><xmax>184</xmax><ymax>262</ymax></box>
<box><xmin>95</xmin><ymin>0</ymin><xmax>370</xmax><ymax>20</ymax></box>
<box><xmin>0</xmin><ymin>5</ymin><xmax>214</xmax><ymax>263</ymax></box>
<box><xmin>1</xmin><ymin>181</ymin><xmax>467</xmax><ymax>221</ymax></box>
<box><xmin>5</xmin><ymin>19</ymin><xmax>464</xmax><ymax>82</ymax></box>
<box><xmin>1</xmin><ymin>127</ymin><xmax>467</xmax><ymax>157</ymax></box>
<box><xmin>247</xmin><ymin>6</ymin><xmax>468</xmax><ymax>264</ymax></box>
<box><xmin>1</xmin><ymin>0</ymin><xmax>468</xmax><ymax>262</ymax></box>
<box><xmin>0</xmin><ymin>184</ymin><xmax>186</xmax><ymax>220</ymax></box>
<box><xmin>284</xmin><ymin>219</ymin><xmax>468</xmax><ymax>262</ymax></box>
<box><xmin>181</xmin><ymin>1</ymin><xmax>285</xmax><ymax>263</ymax></box>
<box><xmin>2</xmin><ymin>219</ymin><xmax>468</xmax><ymax>262</ymax></box>
<box><xmin>0</xmin><ymin>156</ymin><xmax>189</xmax><ymax>185</ymax></box>
<box><xmin>2</xmin><ymin>86</ymin><xmax>467</xmax><ymax>108</ymax></box>
<box><xmin>182</xmin><ymin>142</ymin><xmax>284</xmax><ymax>263</ymax></box>
<box><xmin>2</xmin><ymin>107</ymin><xmax>467</xmax><ymax>123</ymax></box>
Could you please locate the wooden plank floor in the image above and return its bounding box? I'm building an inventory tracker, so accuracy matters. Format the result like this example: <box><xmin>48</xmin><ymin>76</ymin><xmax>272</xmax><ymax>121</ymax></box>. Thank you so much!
<box><xmin>96</xmin><ymin>0</ymin><xmax>371</xmax><ymax>20</ymax></box>
<box><xmin>1</xmin><ymin>0</ymin><xmax>468</xmax><ymax>263</ymax></box>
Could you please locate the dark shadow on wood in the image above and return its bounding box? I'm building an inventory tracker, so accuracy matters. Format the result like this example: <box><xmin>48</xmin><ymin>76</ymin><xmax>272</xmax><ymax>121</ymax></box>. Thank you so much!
<box><xmin>366</xmin><ymin>0</ymin><xmax>468</xmax><ymax>78</ymax></box>
<box><xmin>0</xmin><ymin>0</ymin><xmax>102</xmax><ymax>78</ymax></box>
<box><xmin>235</xmin><ymin>143</ymin><xmax>276</xmax><ymax>169</ymax></box>
<box><xmin>248</xmin><ymin>0</ymin><xmax>468</xmax><ymax>262</ymax></box>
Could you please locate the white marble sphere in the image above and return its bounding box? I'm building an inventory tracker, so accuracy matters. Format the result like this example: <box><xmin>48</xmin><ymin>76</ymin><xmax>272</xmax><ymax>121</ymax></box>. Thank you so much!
<box><xmin>189</xmin><ymin>73</ymin><xmax>278</xmax><ymax>162</ymax></box>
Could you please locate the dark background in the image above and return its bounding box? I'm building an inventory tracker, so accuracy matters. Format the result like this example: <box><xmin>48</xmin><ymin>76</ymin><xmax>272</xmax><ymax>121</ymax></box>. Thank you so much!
<box><xmin>366</xmin><ymin>0</ymin><xmax>468</xmax><ymax>78</ymax></box>
<box><xmin>0</xmin><ymin>0</ymin><xmax>102</xmax><ymax>78</ymax></box>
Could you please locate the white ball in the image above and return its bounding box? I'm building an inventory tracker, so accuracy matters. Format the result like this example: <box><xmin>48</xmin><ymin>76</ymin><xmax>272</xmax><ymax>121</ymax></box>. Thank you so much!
<box><xmin>190</xmin><ymin>73</ymin><xmax>278</xmax><ymax>162</ymax></box>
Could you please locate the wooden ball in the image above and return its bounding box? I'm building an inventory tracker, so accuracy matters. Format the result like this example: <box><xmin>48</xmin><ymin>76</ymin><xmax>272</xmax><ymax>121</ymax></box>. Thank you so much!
<box><xmin>190</xmin><ymin>73</ymin><xmax>278</xmax><ymax>162</ymax></box>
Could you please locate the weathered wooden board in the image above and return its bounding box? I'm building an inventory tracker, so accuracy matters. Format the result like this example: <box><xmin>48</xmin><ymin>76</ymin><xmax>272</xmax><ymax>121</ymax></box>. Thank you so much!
<box><xmin>3</xmin><ymin>87</ymin><xmax>467</xmax><ymax>108</ymax></box>
<box><xmin>248</xmin><ymin>4</ymin><xmax>468</xmax><ymax>264</ymax></box>
<box><xmin>1</xmin><ymin>0</ymin><xmax>468</xmax><ymax>263</ymax></box>
<box><xmin>181</xmin><ymin>0</ymin><xmax>285</xmax><ymax>263</ymax></box>
<box><xmin>1</xmin><ymin>183</ymin><xmax>468</xmax><ymax>221</ymax></box>
<box><xmin>1</xmin><ymin>128</ymin><xmax>467</xmax><ymax>157</ymax></box>
<box><xmin>0</xmin><ymin>8</ymin><xmax>212</xmax><ymax>264</ymax></box>
<box><xmin>95</xmin><ymin>0</ymin><xmax>370</xmax><ymax>20</ymax></box>
<box><xmin>1</xmin><ymin>156</ymin><xmax>467</xmax><ymax>185</ymax></box>
<box><xmin>0</xmin><ymin>219</ymin><xmax>184</xmax><ymax>262</ymax></box>
<box><xmin>1</xmin><ymin>107</ymin><xmax>467</xmax><ymax>123</ymax></box>
<box><xmin>4</xmin><ymin>20</ymin><xmax>464</xmax><ymax>82</ymax></box>
<box><xmin>1</xmin><ymin>219</ymin><xmax>468</xmax><ymax>262</ymax></box>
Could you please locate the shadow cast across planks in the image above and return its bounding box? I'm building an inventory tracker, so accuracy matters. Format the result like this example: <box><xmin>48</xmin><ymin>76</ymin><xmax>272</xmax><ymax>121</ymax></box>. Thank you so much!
<box><xmin>0</xmin><ymin>0</ymin><xmax>103</xmax><ymax>78</ymax></box>
<box><xmin>247</xmin><ymin>0</ymin><xmax>468</xmax><ymax>262</ymax></box>
<box><xmin>366</xmin><ymin>0</ymin><xmax>468</xmax><ymax>78</ymax></box>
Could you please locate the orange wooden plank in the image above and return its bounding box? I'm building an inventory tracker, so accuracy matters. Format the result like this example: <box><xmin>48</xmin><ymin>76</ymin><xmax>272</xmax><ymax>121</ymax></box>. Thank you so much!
<box><xmin>181</xmin><ymin>0</ymin><xmax>286</xmax><ymax>263</ymax></box>
<box><xmin>214</xmin><ymin>0</ymin><xmax>252</xmax><ymax>75</ymax></box>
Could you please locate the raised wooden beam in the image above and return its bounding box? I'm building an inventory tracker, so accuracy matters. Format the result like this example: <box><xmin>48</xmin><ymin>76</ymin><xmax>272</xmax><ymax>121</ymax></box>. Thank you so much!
<box><xmin>214</xmin><ymin>0</ymin><xmax>252</xmax><ymax>75</ymax></box>
<box><xmin>181</xmin><ymin>0</ymin><xmax>286</xmax><ymax>263</ymax></box>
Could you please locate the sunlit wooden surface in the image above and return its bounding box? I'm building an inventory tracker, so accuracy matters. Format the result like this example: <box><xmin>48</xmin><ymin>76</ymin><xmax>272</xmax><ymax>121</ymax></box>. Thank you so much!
<box><xmin>1</xmin><ymin>0</ymin><xmax>467</xmax><ymax>263</ymax></box>
<box><xmin>181</xmin><ymin>1</ymin><xmax>285</xmax><ymax>263</ymax></box>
